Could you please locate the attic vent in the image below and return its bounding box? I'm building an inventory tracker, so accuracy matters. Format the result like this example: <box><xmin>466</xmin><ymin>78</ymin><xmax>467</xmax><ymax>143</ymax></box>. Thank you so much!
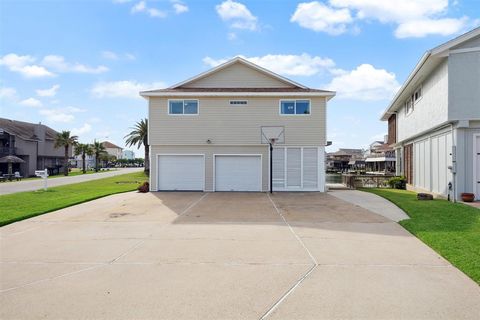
<box><xmin>230</xmin><ymin>100</ymin><xmax>248</xmax><ymax>105</ymax></box>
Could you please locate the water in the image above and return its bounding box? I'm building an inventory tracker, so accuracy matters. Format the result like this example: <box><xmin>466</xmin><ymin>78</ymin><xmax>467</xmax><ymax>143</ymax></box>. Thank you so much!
<box><xmin>326</xmin><ymin>173</ymin><xmax>342</xmax><ymax>184</ymax></box>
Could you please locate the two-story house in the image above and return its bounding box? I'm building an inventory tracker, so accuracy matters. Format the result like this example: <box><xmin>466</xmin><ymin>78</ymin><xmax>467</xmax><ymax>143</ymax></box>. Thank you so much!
<box><xmin>101</xmin><ymin>141</ymin><xmax>123</xmax><ymax>160</ymax></box>
<box><xmin>0</xmin><ymin>117</ymin><xmax>68</xmax><ymax>176</ymax></box>
<box><xmin>381</xmin><ymin>27</ymin><xmax>480</xmax><ymax>201</ymax></box>
<box><xmin>140</xmin><ymin>57</ymin><xmax>335</xmax><ymax>192</ymax></box>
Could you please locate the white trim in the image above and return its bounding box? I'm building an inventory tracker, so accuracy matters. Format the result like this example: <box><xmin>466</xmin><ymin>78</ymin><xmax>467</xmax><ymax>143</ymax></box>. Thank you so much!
<box><xmin>474</xmin><ymin>134</ymin><xmax>480</xmax><ymax>200</ymax></box>
<box><xmin>213</xmin><ymin>154</ymin><xmax>263</xmax><ymax>192</ymax></box>
<box><xmin>167</xmin><ymin>99</ymin><xmax>199</xmax><ymax>116</ymax></box>
<box><xmin>156</xmin><ymin>154</ymin><xmax>206</xmax><ymax>191</ymax></box>
<box><xmin>141</xmin><ymin>91</ymin><xmax>335</xmax><ymax>97</ymax></box>
<box><xmin>168</xmin><ymin>57</ymin><xmax>308</xmax><ymax>90</ymax></box>
<box><xmin>279</xmin><ymin>99</ymin><xmax>312</xmax><ymax>116</ymax></box>
<box><xmin>449</xmin><ymin>46</ymin><xmax>480</xmax><ymax>55</ymax></box>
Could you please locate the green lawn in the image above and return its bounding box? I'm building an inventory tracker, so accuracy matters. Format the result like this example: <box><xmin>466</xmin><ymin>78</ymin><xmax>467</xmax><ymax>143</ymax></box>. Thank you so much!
<box><xmin>363</xmin><ymin>188</ymin><xmax>480</xmax><ymax>284</ymax></box>
<box><xmin>0</xmin><ymin>172</ymin><xmax>147</xmax><ymax>226</ymax></box>
<box><xmin>20</xmin><ymin>168</ymin><xmax>115</xmax><ymax>181</ymax></box>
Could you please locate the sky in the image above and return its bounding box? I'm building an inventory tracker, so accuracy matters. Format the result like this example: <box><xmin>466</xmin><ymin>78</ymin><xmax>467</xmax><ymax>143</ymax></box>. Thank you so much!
<box><xmin>1</xmin><ymin>0</ymin><xmax>479</xmax><ymax>156</ymax></box>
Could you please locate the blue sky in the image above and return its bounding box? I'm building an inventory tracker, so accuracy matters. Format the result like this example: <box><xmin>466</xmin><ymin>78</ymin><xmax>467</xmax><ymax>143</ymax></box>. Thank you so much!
<box><xmin>1</xmin><ymin>0</ymin><xmax>479</xmax><ymax>155</ymax></box>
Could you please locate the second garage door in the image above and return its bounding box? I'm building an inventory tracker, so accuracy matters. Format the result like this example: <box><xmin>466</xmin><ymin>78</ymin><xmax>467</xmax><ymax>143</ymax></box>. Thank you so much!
<box><xmin>215</xmin><ymin>155</ymin><xmax>262</xmax><ymax>191</ymax></box>
<box><xmin>158</xmin><ymin>155</ymin><xmax>204</xmax><ymax>191</ymax></box>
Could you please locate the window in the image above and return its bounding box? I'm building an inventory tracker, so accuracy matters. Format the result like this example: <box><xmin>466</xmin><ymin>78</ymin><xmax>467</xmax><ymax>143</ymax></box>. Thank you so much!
<box><xmin>168</xmin><ymin>100</ymin><xmax>198</xmax><ymax>115</ymax></box>
<box><xmin>280</xmin><ymin>100</ymin><xmax>310</xmax><ymax>115</ymax></box>
<box><xmin>230</xmin><ymin>100</ymin><xmax>248</xmax><ymax>105</ymax></box>
<box><xmin>404</xmin><ymin>85</ymin><xmax>422</xmax><ymax>116</ymax></box>
<box><xmin>405</xmin><ymin>99</ymin><xmax>413</xmax><ymax>115</ymax></box>
<box><xmin>413</xmin><ymin>86</ymin><xmax>422</xmax><ymax>103</ymax></box>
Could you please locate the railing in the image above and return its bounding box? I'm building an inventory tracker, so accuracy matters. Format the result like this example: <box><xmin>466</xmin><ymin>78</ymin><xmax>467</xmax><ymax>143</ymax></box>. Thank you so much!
<box><xmin>342</xmin><ymin>174</ymin><xmax>394</xmax><ymax>189</ymax></box>
<box><xmin>0</xmin><ymin>147</ymin><xmax>16</xmax><ymax>156</ymax></box>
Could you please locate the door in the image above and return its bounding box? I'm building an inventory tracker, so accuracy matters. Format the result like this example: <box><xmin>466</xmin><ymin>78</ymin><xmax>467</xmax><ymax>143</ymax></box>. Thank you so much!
<box><xmin>404</xmin><ymin>144</ymin><xmax>413</xmax><ymax>185</ymax></box>
<box><xmin>273</xmin><ymin>147</ymin><xmax>319</xmax><ymax>191</ymax></box>
<box><xmin>476</xmin><ymin>135</ymin><xmax>480</xmax><ymax>200</ymax></box>
<box><xmin>215</xmin><ymin>155</ymin><xmax>262</xmax><ymax>191</ymax></box>
<box><xmin>157</xmin><ymin>155</ymin><xmax>204</xmax><ymax>191</ymax></box>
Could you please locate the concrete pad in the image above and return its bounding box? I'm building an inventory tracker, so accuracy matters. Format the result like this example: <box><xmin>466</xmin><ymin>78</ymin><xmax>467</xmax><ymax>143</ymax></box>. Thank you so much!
<box><xmin>330</xmin><ymin>190</ymin><xmax>410</xmax><ymax>222</ymax></box>
<box><xmin>269</xmin><ymin>265</ymin><xmax>480</xmax><ymax>320</ymax></box>
<box><xmin>175</xmin><ymin>192</ymin><xmax>282</xmax><ymax>224</ymax></box>
<box><xmin>271</xmin><ymin>192</ymin><xmax>389</xmax><ymax>223</ymax></box>
<box><xmin>117</xmin><ymin>237</ymin><xmax>311</xmax><ymax>264</ymax></box>
<box><xmin>0</xmin><ymin>263</ymin><xmax>311</xmax><ymax>320</ymax></box>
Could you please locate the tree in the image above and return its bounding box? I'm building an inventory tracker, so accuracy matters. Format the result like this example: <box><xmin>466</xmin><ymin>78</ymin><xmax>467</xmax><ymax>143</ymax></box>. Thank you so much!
<box><xmin>125</xmin><ymin>118</ymin><xmax>149</xmax><ymax>174</ymax></box>
<box><xmin>54</xmin><ymin>131</ymin><xmax>78</xmax><ymax>176</ymax></box>
<box><xmin>91</xmin><ymin>140</ymin><xmax>106</xmax><ymax>172</ymax></box>
<box><xmin>74</xmin><ymin>143</ymin><xmax>93</xmax><ymax>174</ymax></box>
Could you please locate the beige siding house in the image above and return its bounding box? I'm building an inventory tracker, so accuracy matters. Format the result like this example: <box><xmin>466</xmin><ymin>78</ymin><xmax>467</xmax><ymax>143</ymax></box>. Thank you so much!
<box><xmin>141</xmin><ymin>57</ymin><xmax>335</xmax><ymax>192</ymax></box>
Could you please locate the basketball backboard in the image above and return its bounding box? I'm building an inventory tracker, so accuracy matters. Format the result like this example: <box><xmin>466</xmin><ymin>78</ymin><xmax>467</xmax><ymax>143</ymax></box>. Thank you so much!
<box><xmin>261</xmin><ymin>126</ymin><xmax>285</xmax><ymax>144</ymax></box>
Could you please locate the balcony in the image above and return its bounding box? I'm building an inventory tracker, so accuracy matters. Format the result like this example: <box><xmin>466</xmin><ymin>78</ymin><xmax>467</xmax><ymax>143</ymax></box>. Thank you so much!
<box><xmin>0</xmin><ymin>147</ymin><xmax>17</xmax><ymax>156</ymax></box>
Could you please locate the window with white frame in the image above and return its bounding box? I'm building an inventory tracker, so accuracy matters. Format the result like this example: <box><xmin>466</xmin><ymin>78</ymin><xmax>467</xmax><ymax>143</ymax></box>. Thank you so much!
<box><xmin>404</xmin><ymin>85</ymin><xmax>422</xmax><ymax>116</ymax></box>
<box><xmin>168</xmin><ymin>100</ymin><xmax>198</xmax><ymax>115</ymax></box>
<box><xmin>280</xmin><ymin>100</ymin><xmax>310</xmax><ymax>115</ymax></box>
<box><xmin>405</xmin><ymin>99</ymin><xmax>413</xmax><ymax>115</ymax></box>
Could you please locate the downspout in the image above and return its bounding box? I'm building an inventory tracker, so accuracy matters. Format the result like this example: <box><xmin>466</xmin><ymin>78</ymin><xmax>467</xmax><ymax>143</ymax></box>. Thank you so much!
<box><xmin>450</xmin><ymin>122</ymin><xmax>457</xmax><ymax>202</ymax></box>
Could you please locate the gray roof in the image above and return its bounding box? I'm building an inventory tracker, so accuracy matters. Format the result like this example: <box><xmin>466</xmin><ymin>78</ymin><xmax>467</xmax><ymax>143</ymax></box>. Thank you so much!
<box><xmin>0</xmin><ymin>117</ymin><xmax>59</xmax><ymax>141</ymax></box>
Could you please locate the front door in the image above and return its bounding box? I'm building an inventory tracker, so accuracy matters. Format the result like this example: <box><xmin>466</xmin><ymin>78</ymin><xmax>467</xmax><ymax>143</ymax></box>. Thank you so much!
<box><xmin>404</xmin><ymin>144</ymin><xmax>413</xmax><ymax>185</ymax></box>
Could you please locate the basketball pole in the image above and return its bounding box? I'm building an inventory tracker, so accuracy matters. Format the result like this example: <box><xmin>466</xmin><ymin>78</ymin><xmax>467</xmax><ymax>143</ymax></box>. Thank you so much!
<box><xmin>269</xmin><ymin>141</ymin><xmax>273</xmax><ymax>194</ymax></box>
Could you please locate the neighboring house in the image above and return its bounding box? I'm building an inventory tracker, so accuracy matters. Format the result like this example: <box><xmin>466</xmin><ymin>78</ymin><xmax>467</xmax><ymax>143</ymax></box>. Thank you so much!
<box><xmin>326</xmin><ymin>149</ymin><xmax>364</xmax><ymax>172</ymax></box>
<box><xmin>122</xmin><ymin>150</ymin><xmax>135</xmax><ymax>160</ymax></box>
<box><xmin>0</xmin><ymin>118</ymin><xmax>69</xmax><ymax>176</ymax></box>
<box><xmin>364</xmin><ymin>138</ymin><xmax>396</xmax><ymax>174</ymax></box>
<box><xmin>140</xmin><ymin>57</ymin><xmax>335</xmax><ymax>192</ymax></box>
<box><xmin>101</xmin><ymin>141</ymin><xmax>123</xmax><ymax>159</ymax></box>
<box><xmin>71</xmin><ymin>146</ymin><xmax>95</xmax><ymax>169</ymax></box>
<box><xmin>381</xmin><ymin>27</ymin><xmax>480</xmax><ymax>201</ymax></box>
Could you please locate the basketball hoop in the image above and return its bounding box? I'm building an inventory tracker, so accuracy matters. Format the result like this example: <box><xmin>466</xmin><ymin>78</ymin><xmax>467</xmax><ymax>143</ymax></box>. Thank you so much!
<box><xmin>269</xmin><ymin>138</ymin><xmax>277</xmax><ymax>145</ymax></box>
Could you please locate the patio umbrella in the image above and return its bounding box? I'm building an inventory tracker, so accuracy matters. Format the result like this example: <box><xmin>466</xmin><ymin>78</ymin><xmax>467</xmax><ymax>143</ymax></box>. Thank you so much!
<box><xmin>0</xmin><ymin>155</ymin><xmax>25</xmax><ymax>175</ymax></box>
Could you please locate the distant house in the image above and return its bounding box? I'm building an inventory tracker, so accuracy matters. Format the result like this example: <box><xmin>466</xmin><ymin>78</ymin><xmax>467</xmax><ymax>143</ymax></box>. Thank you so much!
<box><xmin>364</xmin><ymin>138</ymin><xmax>396</xmax><ymax>174</ymax></box>
<box><xmin>122</xmin><ymin>150</ymin><xmax>135</xmax><ymax>160</ymax></box>
<box><xmin>101</xmin><ymin>141</ymin><xmax>123</xmax><ymax>160</ymax></box>
<box><xmin>326</xmin><ymin>149</ymin><xmax>364</xmax><ymax>172</ymax></box>
<box><xmin>71</xmin><ymin>145</ymin><xmax>95</xmax><ymax>169</ymax></box>
<box><xmin>0</xmin><ymin>117</ymin><xmax>69</xmax><ymax>176</ymax></box>
<box><xmin>381</xmin><ymin>27</ymin><xmax>480</xmax><ymax>200</ymax></box>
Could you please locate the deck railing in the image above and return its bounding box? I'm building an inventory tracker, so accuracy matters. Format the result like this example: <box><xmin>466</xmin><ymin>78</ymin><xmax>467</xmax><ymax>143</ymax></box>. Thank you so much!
<box><xmin>342</xmin><ymin>174</ymin><xmax>394</xmax><ymax>189</ymax></box>
<box><xmin>0</xmin><ymin>147</ymin><xmax>16</xmax><ymax>156</ymax></box>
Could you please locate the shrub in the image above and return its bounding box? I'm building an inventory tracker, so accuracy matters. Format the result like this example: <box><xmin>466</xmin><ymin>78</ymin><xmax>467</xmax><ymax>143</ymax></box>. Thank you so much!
<box><xmin>138</xmin><ymin>181</ymin><xmax>149</xmax><ymax>193</ymax></box>
<box><xmin>387</xmin><ymin>176</ymin><xmax>406</xmax><ymax>189</ymax></box>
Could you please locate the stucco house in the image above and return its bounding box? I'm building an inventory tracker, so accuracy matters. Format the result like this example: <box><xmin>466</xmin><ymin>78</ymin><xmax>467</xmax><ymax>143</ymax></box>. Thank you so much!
<box><xmin>0</xmin><ymin>117</ymin><xmax>68</xmax><ymax>176</ymax></box>
<box><xmin>140</xmin><ymin>57</ymin><xmax>335</xmax><ymax>192</ymax></box>
<box><xmin>381</xmin><ymin>27</ymin><xmax>480</xmax><ymax>201</ymax></box>
<box><xmin>101</xmin><ymin>141</ymin><xmax>123</xmax><ymax>160</ymax></box>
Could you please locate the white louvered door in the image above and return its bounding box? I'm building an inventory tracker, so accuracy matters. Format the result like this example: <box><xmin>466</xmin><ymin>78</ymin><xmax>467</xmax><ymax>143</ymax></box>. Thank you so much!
<box><xmin>273</xmin><ymin>147</ymin><xmax>319</xmax><ymax>191</ymax></box>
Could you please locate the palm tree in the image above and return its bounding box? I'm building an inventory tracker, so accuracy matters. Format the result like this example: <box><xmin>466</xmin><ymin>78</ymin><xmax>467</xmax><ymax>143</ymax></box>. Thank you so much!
<box><xmin>74</xmin><ymin>143</ymin><xmax>93</xmax><ymax>174</ymax></box>
<box><xmin>54</xmin><ymin>131</ymin><xmax>78</xmax><ymax>176</ymax></box>
<box><xmin>91</xmin><ymin>140</ymin><xmax>106</xmax><ymax>172</ymax></box>
<box><xmin>125</xmin><ymin>118</ymin><xmax>149</xmax><ymax>174</ymax></box>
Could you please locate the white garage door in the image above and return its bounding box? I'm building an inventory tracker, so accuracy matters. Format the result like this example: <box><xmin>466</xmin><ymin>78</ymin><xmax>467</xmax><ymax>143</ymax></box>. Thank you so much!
<box><xmin>215</xmin><ymin>155</ymin><xmax>262</xmax><ymax>191</ymax></box>
<box><xmin>158</xmin><ymin>155</ymin><xmax>204</xmax><ymax>191</ymax></box>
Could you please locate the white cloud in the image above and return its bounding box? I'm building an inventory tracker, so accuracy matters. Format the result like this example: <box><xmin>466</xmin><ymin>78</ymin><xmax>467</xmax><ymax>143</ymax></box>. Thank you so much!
<box><xmin>131</xmin><ymin>1</ymin><xmax>167</xmax><ymax>18</ymax></box>
<box><xmin>203</xmin><ymin>53</ymin><xmax>335</xmax><ymax>76</ymax></box>
<box><xmin>36</xmin><ymin>84</ymin><xmax>60</xmax><ymax>97</ymax></box>
<box><xmin>0</xmin><ymin>87</ymin><xmax>18</xmax><ymax>101</ymax></box>
<box><xmin>172</xmin><ymin>0</ymin><xmax>189</xmax><ymax>14</ymax></box>
<box><xmin>102</xmin><ymin>51</ymin><xmax>119</xmax><ymax>60</ymax></box>
<box><xmin>71</xmin><ymin>123</ymin><xmax>92</xmax><ymax>136</ymax></box>
<box><xmin>326</xmin><ymin>64</ymin><xmax>400</xmax><ymax>101</ymax></box>
<box><xmin>102</xmin><ymin>51</ymin><xmax>136</xmax><ymax>60</ymax></box>
<box><xmin>20</xmin><ymin>97</ymin><xmax>43</xmax><ymax>108</ymax></box>
<box><xmin>292</xmin><ymin>0</ymin><xmax>474</xmax><ymax>38</ymax></box>
<box><xmin>0</xmin><ymin>53</ymin><xmax>55</xmax><ymax>78</ymax></box>
<box><xmin>42</xmin><ymin>55</ymin><xmax>108</xmax><ymax>74</ymax></box>
<box><xmin>91</xmin><ymin>80</ymin><xmax>166</xmax><ymax>99</ymax></box>
<box><xmin>39</xmin><ymin>106</ymin><xmax>85</xmax><ymax>123</ymax></box>
<box><xmin>216</xmin><ymin>0</ymin><xmax>258</xmax><ymax>31</ymax></box>
<box><xmin>395</xmin><ymin>17</ymin><xmax>471</xmax><ymax>38</ymax></box>
<box><xmin>291</xmin><ymin>2</ymin><xmax>353</xmax><ymax>35</ymax></box>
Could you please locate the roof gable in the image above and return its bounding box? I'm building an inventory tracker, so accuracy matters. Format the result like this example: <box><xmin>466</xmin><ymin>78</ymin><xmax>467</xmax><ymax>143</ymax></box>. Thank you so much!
<box><xmin>171</xmin><ymin>57</ymin><xmax>305</xmax><ymax>89</ymax></box>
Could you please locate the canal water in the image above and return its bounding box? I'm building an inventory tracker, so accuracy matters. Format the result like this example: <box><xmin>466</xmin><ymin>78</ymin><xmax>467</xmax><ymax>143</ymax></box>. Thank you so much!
<box><xmin>326</xmin><ymin>173</ymin><xmax>342</xmax><ymax>184</ymax></box>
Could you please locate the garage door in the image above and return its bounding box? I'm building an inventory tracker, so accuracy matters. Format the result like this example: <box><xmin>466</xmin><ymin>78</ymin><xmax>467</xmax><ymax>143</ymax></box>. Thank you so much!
<box><xmin>158</xmin><ymin>155</ymin><xmax>204</xmax><ymax>191</ymax></box>
<box><xmin>215</xmin><ymin>155</ymin><xmax>262</xmax><ymax>191</ymax></box>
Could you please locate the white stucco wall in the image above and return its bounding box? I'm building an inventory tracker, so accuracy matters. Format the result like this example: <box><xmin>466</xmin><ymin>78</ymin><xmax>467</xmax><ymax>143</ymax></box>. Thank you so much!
<box><xmin>397</xmin><ymin>60</ymin><xmax>449</xmax><ymax>142</ymax></box>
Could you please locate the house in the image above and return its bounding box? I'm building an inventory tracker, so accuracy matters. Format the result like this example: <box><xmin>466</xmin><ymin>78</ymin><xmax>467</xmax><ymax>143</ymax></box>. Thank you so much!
<box><xmin>71</xmin><ymin>145</ymin><xmax>95</xmax><ymax>169</ymax></box>
<box><xmin>381</xmin><ymin>27</ymin><xmax>480</xmax><ymax>201</ymax></box>
<box><xmin>364</xmin><ymin>138</ymin><xmax>396</xmax><ymax>174</ymax></box>
<box><xmin>122</xmin><ymin>150</ymin><xmax>135</xmax><ymax>160</ymax></box>
<box><xmin>0</xmin><ymin>117</ymin><xmax>69</xmax><ymax>176</ymax></box>
<box><xmin>326</xmin><ymin>149</ymin><xmax>364</xmax><ymax>172</ymax></box>
<box><xmin>101</xmin><ymin>141</ymin><xmax>123</xmax><ymax>160</ymax></box>
<box><xmin>140</xmin><ymin>57</ymin><xmax>335</xmax><ymax>192</ymax></box>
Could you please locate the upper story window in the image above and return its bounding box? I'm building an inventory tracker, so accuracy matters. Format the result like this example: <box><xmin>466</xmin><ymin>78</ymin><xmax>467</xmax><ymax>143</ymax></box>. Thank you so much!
<box><xmin>168</xmin><ymin>100</ymin><xmax>199</xmax><ymax>115</ymax></box>
<box><xmin>230</xmin><ymin>100</ymin><xmax>248</xmax><ymax>105</ymax></box>
<box><xmin>280</xmin><ymin>100</ymin><xmax>310</xmax><ymax>115</ymax></box>
<box><xmin>404</xmin><ymin>85</ymin><xmax>422</xmax><ymax>116</ymax></box>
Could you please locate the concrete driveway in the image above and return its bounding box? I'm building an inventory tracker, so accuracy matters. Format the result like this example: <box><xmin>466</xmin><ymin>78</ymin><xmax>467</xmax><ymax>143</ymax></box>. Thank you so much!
<box><xmin>1</xmin><ymin>191</ymin><xmax>479</xmax><ymax>319</ymax></box>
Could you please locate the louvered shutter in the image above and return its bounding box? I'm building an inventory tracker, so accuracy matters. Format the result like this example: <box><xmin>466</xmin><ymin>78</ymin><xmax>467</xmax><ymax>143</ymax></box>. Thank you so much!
<box><xmin>303</xmin><ymin>148</ymin><xmax>318</xmax><ymax>189</ymax></box>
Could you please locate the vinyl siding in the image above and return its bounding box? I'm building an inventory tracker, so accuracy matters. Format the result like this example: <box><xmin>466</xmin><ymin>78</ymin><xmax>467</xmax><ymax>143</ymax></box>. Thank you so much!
<box><xmin>149</xmin><ymin>96</ymin><xmax>326</xmax><ymax>146</ymax></box>
<box><xmin>181</xmin><ymin>63</ymin><xmax>294</xmax><ymax>88</ymax></box>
